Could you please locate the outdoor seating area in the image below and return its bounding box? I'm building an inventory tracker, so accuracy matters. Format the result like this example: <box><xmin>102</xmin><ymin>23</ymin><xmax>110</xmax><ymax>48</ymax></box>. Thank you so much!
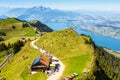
<box><xmin>46</xmin><ymin>57</ymin><xmax>60</xmax><ymax>76</ymax></box>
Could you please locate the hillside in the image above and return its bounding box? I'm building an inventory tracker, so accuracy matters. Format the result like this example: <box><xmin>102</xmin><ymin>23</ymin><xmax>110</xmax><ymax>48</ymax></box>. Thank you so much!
<box><xmin>0</xmin><ymin>18</ymin><xmax>23</xmax><ymax>29</ymax></box>
<box><xmin>0</xmin><ymin>28</ymin><xmax>94</xmax><ymax>80</ymax></box>
<box><xmin>30</xmin><ymin>20</ymin><xmax>53</xmax><ymax>32</ymax></box>
<box><xmin>93</xmin><ymin>47</ymin><xmax>120</xmax><ymax>80</ymax></box>
<box><xmin>35</xmin><ymin>28</ymin><xmax>120</xmax><ymax>80</ymax></box>
<box><xmin>0</xmin><ymin>25</ymin><xmax>120</xmax><ymax>80</ymax></box>
<box><xmin>0</xmin><ymin>17</ymin><xmax>53</xmax><ymax>31</ymax></box>
<box><xmin>35</xmin><ymin>28</ymin><xmax>94</xmax><ymax>79</ymax></box>
<box><xmin>0</xmin><ymin>42</ymin><xmax>47</xmax><ymax>80</ymax></box>
<box><xmin>0</xmin><ymin>18</ymin><xmax>53</xmax><ymax>71</ymax></box>
<box><xmin>0</xmin><ymin>18</ymin><xmax>53</xmax><ymax>41</ymax></box>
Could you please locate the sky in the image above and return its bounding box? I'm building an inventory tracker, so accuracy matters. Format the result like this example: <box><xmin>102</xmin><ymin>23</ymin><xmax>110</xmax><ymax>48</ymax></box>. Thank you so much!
<box><xmin>0</xmin><ymin>0</ymin><xmax>120</xmax><ymax>11</ymax></box>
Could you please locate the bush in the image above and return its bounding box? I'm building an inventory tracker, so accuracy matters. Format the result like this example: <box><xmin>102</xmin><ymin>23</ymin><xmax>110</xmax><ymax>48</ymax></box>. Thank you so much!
<box><xmin>0</xmin><ymin>43</ymin><xmax>7</xmax><ymax>51</ymax></box>
<box><xmin>0</xmin><ymin>40</ymin><xmax>25</xmax><ymax>54</ymax></box>
<box><xmin>0</xmin><ymin>31</ymin><xmax>6</xmax><ymax>36</ymax></box>
<box><xmin>0</xmin><ymin>37</ymin><xmax>4</xmax><ymax>41</ymax></box>
<box><xmin>13</xmin><ymin>40</ymin><xmax>25</xmax><ymax>54</ymax></box>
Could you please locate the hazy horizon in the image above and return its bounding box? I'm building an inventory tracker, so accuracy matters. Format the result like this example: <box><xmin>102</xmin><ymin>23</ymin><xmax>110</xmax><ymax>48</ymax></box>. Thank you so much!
<box><xmin>0</xmin><ymin>0</ymin><xmax>120</xmax><ymax>11</ymax></box>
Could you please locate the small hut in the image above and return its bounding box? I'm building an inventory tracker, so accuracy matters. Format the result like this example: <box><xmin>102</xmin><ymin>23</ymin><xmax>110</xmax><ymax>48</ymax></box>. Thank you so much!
<box><xmin>31</xmin><ymin>55</ymin><xmax>51</xmax><ymax>72</ymax></box>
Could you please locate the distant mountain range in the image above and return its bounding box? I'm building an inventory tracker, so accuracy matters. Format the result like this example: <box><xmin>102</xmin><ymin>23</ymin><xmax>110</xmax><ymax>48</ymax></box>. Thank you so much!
<box><xmin>0</xmin><ymin>6</ymin><xmax>80</xmax><ymax>22</ymax></box>
<box><xmin>0</xmin><ymin>6</ymin><xmax>120</xmax><ymax>39</ymax></box>
<box><xmin>1</xmin><ymin>6</ymin><xmax>120</xmax><ymax>23</ymax></box>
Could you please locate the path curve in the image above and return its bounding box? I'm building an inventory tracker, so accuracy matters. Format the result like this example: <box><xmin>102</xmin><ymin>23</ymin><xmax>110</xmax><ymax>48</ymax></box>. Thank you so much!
<box><xmin>30</xmin><ymin>39</ymin><xmax>65</xmax><ymax>80</ymax></box>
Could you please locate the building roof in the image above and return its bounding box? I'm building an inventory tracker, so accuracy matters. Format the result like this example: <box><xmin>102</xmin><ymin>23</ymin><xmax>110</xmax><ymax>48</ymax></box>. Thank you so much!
<box><xmin>32</xmin><ymin>56</ymin><xmax>41</xmax><ymax>66</ymax></box>
<box><xmin>32</xmin><ymin>55</ymin><xmax>50</xmax><ymax>68</ymax></box>
<box><xmin>40</xmin><ymin>55</ymin><xmax>50</xmax><ymax>67</ymax></box>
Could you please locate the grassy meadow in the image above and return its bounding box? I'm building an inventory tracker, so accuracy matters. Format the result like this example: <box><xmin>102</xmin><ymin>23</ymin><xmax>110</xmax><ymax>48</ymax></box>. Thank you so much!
<box><xmin>0</xmin><ymin>18</ymin><xmax>52</xmax><ymax>80</ymax></box>
<box><xmin>0</xmin><ymin>18</ymin><xmax>22</xmax><ymax>29</ymax></box>
<box><xmin>0</xmin><ymin>42</ymin><xmax>47</xmax><ymax>80</ymax></box>
<box><xmin>1</xmin><ymin>27</ymin><xmax>36</xmax><ymax>41</ymax></box>
<box><xmin>0</xmin><ymin>21</ymin><xmax>36</xmax><ymax>63</ymax></box>
<box><xmin>0</xmin><ymin>18</ymin><xmax>37</xmax><ymax>41</ymax></box>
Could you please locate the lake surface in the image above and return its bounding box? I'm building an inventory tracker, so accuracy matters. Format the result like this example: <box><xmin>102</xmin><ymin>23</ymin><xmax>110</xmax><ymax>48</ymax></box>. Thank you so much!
<box><xmin>45</xmin><ymin>22</ymin><xmax>120</xmax><ymax>51</ymax></box>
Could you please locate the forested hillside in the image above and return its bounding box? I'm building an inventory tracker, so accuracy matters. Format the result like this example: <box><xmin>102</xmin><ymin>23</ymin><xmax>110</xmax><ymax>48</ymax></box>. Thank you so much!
<box><xmin>94</xmin><ymin>47</ymin><xmax>120</xmax><ymax>80</ymax></box>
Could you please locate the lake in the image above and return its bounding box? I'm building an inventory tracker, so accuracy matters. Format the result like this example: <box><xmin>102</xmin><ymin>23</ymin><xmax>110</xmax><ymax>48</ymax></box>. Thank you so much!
<box><xmin>45</xmin><ymin>22</ymin><xmax>120</xmax><ymax>51</ymax></box>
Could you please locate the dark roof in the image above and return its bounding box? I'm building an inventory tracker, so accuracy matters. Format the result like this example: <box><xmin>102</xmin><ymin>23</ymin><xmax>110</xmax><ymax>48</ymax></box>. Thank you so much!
<box><xmin>32</xmin><ymin>56</ymin><xmax>41</xmax><ymax>66</ymax></box>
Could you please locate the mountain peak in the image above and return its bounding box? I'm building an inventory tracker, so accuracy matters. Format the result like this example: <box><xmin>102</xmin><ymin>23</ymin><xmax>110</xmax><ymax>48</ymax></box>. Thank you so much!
<box><xmin>32</xmin><ymin>6</ymin><xmax>51</xmax><ymax>11</ymax></box>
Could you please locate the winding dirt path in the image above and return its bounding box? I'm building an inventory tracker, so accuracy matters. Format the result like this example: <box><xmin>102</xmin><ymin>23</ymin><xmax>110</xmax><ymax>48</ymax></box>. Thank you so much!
<box><xmin>30</xmin><ymin>38</ymin><xmax>65</xmax><ymax>80</ymax></box>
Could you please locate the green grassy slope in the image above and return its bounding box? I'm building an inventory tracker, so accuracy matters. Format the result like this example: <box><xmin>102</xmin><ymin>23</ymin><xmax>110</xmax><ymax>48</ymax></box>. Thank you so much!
<box><xmin>0</xmin><ymin>18</ymin><xmax>53</xmax><ymax>41</ymax></box>
<box><xmin>0</xmin><ymin>56</ymin><xmax>7</xmax><ymax>63</ymax></box>
<box><xmin>0</xmin><ymin>18</ymin><xmax>36</xmax><ymax>41</ymax></box>
<box><xmin>0</xmin><ymin>17</ymin><xmax>52</xmax><ymax>66</ymax></box>
<box><xmin>0</xmin><ymin>18</ymin><xmax>53</xmax><ymax>80</ymax></box>
<box><xmin>0</xmin><ymin>42</ymin><xmax>47</xmax><ymax>80</ymax></box>
<box><xmin>4</xmin><ymin>27</ymin><xmax>35</xmax><ymax>37</ymax></box>
<box><xmin>36</xmin><ymin>28</ymin><xmax>93</xmax><ymax>79</ymax></box>
<box><xmin>0</xmin><ymin>18</ymin><xmax>23</xmax><ymax>29</ymax></box>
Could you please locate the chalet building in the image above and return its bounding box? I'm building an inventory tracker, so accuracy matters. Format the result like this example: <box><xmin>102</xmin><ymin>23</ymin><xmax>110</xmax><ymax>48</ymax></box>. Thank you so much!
<box><xmin>31</xmin><ymin>55</ymin><xmax>51</xmax><ymax>72</ymax></box>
